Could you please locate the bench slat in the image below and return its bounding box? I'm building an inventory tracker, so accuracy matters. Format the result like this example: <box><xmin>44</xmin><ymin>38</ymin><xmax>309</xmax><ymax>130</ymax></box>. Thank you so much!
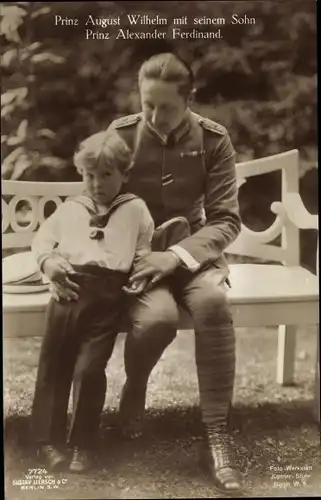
<box><xmin>3</xmin><ymin>300</ymin><xmax>318</xmax><ymax>338</ymax></box>
<box><xmin>3</xmin><ymin>264</ymin><xmax>318</xmax><ymax>315</ymax></box>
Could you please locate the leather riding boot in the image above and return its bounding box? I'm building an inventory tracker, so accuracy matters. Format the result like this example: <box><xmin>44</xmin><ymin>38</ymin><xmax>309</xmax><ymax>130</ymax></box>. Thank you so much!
<box><xmin>201</xmin><ymin>428</ymin><xmax>242</xmax><ymax>495</ymax></box>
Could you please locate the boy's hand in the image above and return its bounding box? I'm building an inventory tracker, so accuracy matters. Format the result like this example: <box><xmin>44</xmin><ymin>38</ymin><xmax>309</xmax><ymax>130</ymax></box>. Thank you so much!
<box><xmin>122</xmin><ymin>278</ymin><xmax>148</xmax><ymax>296</ymax></box>
<box><xmin>43</xmin><ymin>256</ymin><xmax>71</xmax><ymax>282</ymax></box>
<box><xmin>43</xmin><ymin>256</ymin><xmax>80</xmax><ymax>301</ymax></box>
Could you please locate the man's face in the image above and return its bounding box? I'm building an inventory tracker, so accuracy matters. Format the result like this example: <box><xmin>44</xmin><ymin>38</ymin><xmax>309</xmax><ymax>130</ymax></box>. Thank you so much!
<box><xmin>140</xmin><ymin>78</ymin><xmax>190</xmax><ymax>135</ymax></box>
<box><xmin>82</xmin><ymin>163</ymin><xmax>125</xmax><ymax>206</ymax></box>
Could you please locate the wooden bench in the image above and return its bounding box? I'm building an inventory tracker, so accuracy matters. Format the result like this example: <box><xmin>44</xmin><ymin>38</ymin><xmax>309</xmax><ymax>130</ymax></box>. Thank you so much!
<box><xmin>2</xmin><ymin>149</ymin><xmax>319</xmax><ymax>421</ymax></box>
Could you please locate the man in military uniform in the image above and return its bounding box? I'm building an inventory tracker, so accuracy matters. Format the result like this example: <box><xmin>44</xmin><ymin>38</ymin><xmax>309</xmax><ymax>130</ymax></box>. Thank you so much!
<box><xmin>52</xmin><ymin>53</ymin><xmax>242</xmax><ymax>493</ymax></box>
<box><xmin>109</xmin><ymin>53</ymin><xmax>242</xmax><ymax>494</ymax></box>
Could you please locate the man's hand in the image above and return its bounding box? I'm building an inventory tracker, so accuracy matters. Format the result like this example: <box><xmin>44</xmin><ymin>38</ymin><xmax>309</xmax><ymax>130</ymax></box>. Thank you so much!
<box><xmin>43</xmin><ymin>256</ymin><xmax>80</xmax><ymax>301</ymax></box>
<box><xmin>129</xmin><ymin>251</ymin><xmax>181</xmax><ymax>286</ymax></box>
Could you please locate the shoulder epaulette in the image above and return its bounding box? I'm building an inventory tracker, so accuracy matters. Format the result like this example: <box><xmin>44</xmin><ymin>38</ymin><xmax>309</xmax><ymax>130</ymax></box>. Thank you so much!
<box><xmin>198</xmin><ymin>117</ymin><xmax>226</xmax><ymax>135</ymax></box>
<box><xmin>113</xmin><ymin>113</ymin><xmax>142</xmax><ymax>129</ymax></box>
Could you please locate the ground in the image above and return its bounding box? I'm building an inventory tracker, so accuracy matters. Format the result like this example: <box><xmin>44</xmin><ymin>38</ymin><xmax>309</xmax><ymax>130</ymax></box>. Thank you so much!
<box><xmin>3</xmin><ymin>326</ymin><xmax>321</xmax><ymax>499</ymax></box>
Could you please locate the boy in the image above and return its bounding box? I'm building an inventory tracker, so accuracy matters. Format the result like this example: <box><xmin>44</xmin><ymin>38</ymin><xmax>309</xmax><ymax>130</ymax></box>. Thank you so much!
<box><xmin>31</xmin><ymin>131</ymin><xmax>154</xmax><ymax>473</ymax></box>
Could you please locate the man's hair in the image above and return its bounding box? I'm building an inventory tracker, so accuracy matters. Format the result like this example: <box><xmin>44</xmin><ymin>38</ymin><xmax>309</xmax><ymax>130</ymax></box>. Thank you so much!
<box><xmin>74</xmin><ymin>131</ymin><xmax>133</xmax><ymax>175</ymax></box>
<box><xmin>138</xmin><ymin>52</ymin><xmax>194</xmax><ymax>98</ymax></box>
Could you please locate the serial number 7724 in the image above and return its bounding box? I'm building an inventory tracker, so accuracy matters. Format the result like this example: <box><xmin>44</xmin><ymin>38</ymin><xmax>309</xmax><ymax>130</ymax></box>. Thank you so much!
<box><xmin>28</xmin><ymin>469</ymin><xmax>48</xmax><ymax>475</ymax></box>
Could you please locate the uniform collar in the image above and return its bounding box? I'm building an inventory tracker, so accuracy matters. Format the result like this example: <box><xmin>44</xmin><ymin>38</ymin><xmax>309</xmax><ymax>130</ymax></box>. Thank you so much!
<box><xmin>146</xmin><ymin>122</ymin><xmax>168</xmax><ymax>144</ymax></box>
<box><xmin>171</xmin><ymin>109</ymin><xmax>192</xmax><ymax>143</ymax></box>
<box><xmin>145</xmin><ymin>108</ymin><xmax>192</xmax><ymax>145</ymax></box>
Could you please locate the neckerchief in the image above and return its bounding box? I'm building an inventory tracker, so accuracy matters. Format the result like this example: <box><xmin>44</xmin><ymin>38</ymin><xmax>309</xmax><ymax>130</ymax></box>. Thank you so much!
<box><xmin>72</xmin><ymin>192</ymin><xmax>138</xmax><ymax>240</ymax></box>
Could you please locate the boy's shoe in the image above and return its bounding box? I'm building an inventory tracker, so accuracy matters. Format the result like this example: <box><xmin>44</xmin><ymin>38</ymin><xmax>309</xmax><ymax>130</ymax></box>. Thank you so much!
<box><xmin>69</xmin><ymin>447</ymin><xmax>93</xmax><ymax>473</ymax></box>
<box><xmin>37</xmin><ymin>444</ymin><xmax>67</xmax><ymax>471</ymax></box>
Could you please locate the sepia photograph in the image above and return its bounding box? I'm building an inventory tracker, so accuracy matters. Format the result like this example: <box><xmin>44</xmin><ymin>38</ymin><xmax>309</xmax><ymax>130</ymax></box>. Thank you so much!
<box><xmin>1</xmin><ymin>1</ymin><xmax>319</xmax><ymax>498</ymax></box>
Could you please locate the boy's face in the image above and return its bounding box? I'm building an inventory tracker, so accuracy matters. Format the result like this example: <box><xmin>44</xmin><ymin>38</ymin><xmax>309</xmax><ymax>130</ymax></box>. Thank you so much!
<box><xmin>140</xmin><ymin>78</ymin><xmax>191</xmax><ymax>135</ymax></box>
<box><xmin>82</xmin><ymin>163</ymin><xmax>126</xmax><ymax>206</ymax></box>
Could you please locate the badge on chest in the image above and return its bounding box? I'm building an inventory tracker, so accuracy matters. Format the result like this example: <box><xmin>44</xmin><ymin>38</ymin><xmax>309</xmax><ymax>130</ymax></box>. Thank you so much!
<box><xmin>179</xmin><ymin>149</ymin><xmax>205</xmax><ymax>158</ymax></box>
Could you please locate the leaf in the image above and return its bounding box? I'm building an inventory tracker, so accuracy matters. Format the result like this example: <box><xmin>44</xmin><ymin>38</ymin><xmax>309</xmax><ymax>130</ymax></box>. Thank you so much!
<box><xmin>18</xmin><ymin>87</ymin><xmax>28</xmax><ymax>99</ymax></box>
<box><xmin>11</xmin><ymin>155</ymin><xmax>33</xmax><ymax>180</ymax></box>
<box><xmin>1</xmin><ymin>104</ymin><xmax>15</xmax><ymax>118</ymax></box>
<box><xmin>16</xmin><ymin>119</ymin><xmax>28</xmax><ymax>139</ymax></box>
<box><xmin>1</xmin><ymin>87</ymin><xmax>28</xmax><ymax>118</ymax></box>
<box><xmin>7</xmin><ymin>136</ymin><xmax>23</xmax><ymax>146</ymax></box>
<box><xmin>1</xmin><ymin>162</ymin><xmax>15</xmax><ymax>179</ymax></box>
<box><xmin>0</xmin><ymin>5</ymin><xmax>27</xmax><ymax>17</ymax></box>
<box><xmin>26</xmin><ymin>42</ymin><xmax>43</xmax><ymax>52</ymax></box>
<box><xmin>1</xmin><ymin>88</ymin><xmax>28</xmax><ymax>107</ymax></box>
<box><xmin>4</xmin><ymin>29</ymin><xmax>21</xmax><ymax>44</ymax></box>
<box><xmin>2</xmin><ymin>148</ymin><xmax>30</xmax><ymax>180</ymax></box>
<box><xmin>1</xmin><ymin>92</ymin><xmax>17</xmax><ymax>106</ymax></box>
<box><xmin>1</xmin><ymin>49</ymin><xmax>18</xmax><ymax>68</ymax></box>
<box><xmin>0</xmin><ymin>5</ymin><xmax>27</xmax><ymax>42</ymax></box>
<box><xmin>2</xmin><ymin>147</ymin><xmax>25</xmax><ymax>167</ymax></box>
<box><xmin>31</xmin><ymin>7</ymin><xmax>51</xmax><ymax>19</ymax></box>
<box><xmin>36</xmin><ymin>129</ymin><xmax>56</xmax><ymax>139</ymax></box>
<box><xmin>40</xmin><ymin>157</ymin><xmax>66</xmax><ymax>169</ymax></box>
<box><xmin>7</xmin><ymin>120</ymin><xmax>28</xmax><ymax>146</ymax></box>
<box><xmin>21</xmin><ymin>42</ymin><xmax>44</xmax><ymax>61</ymax></box>
<box><xmin>30</xmin><ymin>53</ymin><xmax>65</xmax><ymax>64</ymax></box>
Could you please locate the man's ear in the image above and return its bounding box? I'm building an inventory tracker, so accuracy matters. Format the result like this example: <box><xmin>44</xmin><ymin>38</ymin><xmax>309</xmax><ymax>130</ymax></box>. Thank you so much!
<box><xmin>187</xmin><ymin>88</ymin><xmax>196</xmax><ymax>106</ymax></box>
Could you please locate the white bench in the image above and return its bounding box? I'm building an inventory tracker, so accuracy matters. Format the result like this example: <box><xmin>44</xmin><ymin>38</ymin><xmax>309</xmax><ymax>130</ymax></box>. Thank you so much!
<box><xmin>2</xmin><ymin>149</ymin><xmax>319</xmax><ymax>421</ymax></box>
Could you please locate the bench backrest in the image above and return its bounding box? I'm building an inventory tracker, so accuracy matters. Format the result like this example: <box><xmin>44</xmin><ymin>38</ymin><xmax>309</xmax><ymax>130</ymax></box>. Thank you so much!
<box><xmin>2</xmin><ymin>149</ymin><xmax>300</xmax><ymax>266</ymax></box>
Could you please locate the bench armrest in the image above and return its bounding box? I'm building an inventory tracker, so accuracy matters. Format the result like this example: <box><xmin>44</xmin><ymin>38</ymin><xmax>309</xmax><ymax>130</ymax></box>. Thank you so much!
<box><xmin>280</xmin><ymin>193</ymin><xmax>318</xmax><ymax>231</ymax></box>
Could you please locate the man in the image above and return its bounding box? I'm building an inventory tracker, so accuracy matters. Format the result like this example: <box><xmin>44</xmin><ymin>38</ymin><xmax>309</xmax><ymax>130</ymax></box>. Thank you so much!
<box><xmin>52</xmin><ymin>53</ymin><xmax>242</xmax><ymax>493</ymax></box>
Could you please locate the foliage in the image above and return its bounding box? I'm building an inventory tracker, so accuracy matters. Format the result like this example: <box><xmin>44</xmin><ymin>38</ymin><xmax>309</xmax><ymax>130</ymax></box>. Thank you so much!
<box><xmin>1</xmin><ymin>2</ymin><xmax>68</xmax><ymax>180</ymax></box>
<box><xmin>1</xmin><ymin>1</ymin><xmax>317</xmax><ymax>181</ymax></box>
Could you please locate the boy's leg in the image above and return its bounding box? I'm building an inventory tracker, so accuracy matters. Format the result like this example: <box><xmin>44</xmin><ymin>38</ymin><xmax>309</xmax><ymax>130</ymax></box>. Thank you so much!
<box><xmin>68</xmin><ymin>326</ymin><xmax>117</xmax><ymax>449</ymax></box>
<box><xmin>31</xmin><ymin>297</ymin><xmax>82</xmax><ymax>470</ymax></box>
<box><xmin>67</xmin><ymin>269</ymin><xmax>129</xmax><ymax>467</ymax></box>
<box><xmin>31</xmin><ymin>298</ymin><xmax>79</xmax><ymax>447</ymax></box>
<box><xmin>68</xmin><ymin>326</ymin><xmax>117</xmax><ymax>473</ymax></box>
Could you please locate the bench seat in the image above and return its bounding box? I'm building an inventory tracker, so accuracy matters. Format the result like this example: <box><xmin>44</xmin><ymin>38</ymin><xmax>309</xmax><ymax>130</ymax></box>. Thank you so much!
<box><xmin>2</xmin><ymin>150</ymin><xmax>319</xmax><ymax>421</ymax></box>
<box><xmin>3</xmin><ymin>264</ymin><xmax>319</xmax><ymax>337</ymax></box>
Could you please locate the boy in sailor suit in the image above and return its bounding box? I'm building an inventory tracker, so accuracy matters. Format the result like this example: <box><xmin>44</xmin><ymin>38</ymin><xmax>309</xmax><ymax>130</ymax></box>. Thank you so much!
<box><xmin>31</xmin><ymin>131</ymin><xmax>154</xmax><ymax>473</ymax></box>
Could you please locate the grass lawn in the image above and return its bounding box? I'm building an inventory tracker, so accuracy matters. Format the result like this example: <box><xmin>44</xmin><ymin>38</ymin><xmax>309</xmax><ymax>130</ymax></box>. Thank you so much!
<box><xmin>3</xmin><ymin>326</ymin><xmax>321</xmax><ymax>499</ymax></box>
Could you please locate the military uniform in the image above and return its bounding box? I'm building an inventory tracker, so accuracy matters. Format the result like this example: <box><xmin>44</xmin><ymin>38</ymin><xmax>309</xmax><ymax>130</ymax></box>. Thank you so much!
<box><xmin>110</xmin><ymin>110</ymin><xmax>240</xmax><ymax>270</ymax></box>
<box><xmin>105</xmin><ymin>109</ymin><xmax>241</xmax><ymax>443</ymax></box>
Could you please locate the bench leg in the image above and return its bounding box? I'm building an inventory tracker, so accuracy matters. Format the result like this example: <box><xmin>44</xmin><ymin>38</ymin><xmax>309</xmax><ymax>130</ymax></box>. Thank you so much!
<box><xmin>313</xmin><ymin>328</ymin><xmax>320</xmax><ymax>423</ymax></box>
<box><xmin>276</xmin><ymin>325</ymin><xmax>296</xmax><ymax>385</ymax></box>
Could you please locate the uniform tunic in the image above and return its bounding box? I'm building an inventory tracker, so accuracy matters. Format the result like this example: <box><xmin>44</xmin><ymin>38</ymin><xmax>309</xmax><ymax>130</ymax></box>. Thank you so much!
<box><xmin>107</xmin><ymin>109</ymin><xmax>241</xmax><ymax>274</ymax></box>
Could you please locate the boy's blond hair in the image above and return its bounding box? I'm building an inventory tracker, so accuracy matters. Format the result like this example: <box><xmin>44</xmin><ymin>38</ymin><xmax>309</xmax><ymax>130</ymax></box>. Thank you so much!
<box><xmin>74</xmin><ymin>131</ymin><xmax>133</xmax><ymax>175</ymax></box>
